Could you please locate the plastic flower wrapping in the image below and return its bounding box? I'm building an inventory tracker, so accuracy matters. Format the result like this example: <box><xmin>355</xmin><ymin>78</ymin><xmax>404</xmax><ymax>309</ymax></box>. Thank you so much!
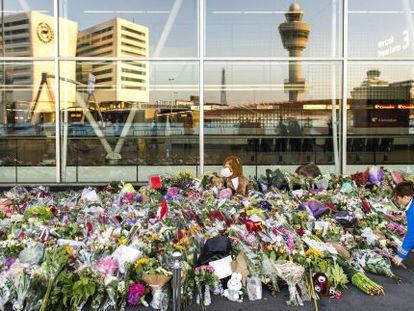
<box><xmin>0</xmin><ymin>168</ymin><xmax>409</xmax><ymax>310</ymax></box>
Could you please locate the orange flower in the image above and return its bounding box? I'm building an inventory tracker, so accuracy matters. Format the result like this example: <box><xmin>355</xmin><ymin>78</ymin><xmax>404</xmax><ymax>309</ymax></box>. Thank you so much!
<box><xmin>174</xmin><ymin>244</ymin><xmax>185</xmax><ymax>251</ymax></box>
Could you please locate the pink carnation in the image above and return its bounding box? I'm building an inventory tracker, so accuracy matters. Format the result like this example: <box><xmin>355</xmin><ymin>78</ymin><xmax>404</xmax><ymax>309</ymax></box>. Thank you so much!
<box><xmin>125</xmin><ymin>193</ymin><xmax>135</xmax><ymax>202</ymax></box>
<box><xmin>95</xmin><ymin>256</ymin><xmax>119</xmax><ymax>276</ymax></box>
<box><xmin>127</xmin><ymin>282</ymin><xmax>146</xmax><ymax>306</ymax></box>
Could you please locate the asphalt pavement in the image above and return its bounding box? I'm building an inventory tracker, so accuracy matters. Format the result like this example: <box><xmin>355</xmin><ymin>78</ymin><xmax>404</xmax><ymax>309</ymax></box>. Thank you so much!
<box><xmin>183</xmin><ymin>256</ymin><xmax>414</xmax><ymax>311</ymax></box>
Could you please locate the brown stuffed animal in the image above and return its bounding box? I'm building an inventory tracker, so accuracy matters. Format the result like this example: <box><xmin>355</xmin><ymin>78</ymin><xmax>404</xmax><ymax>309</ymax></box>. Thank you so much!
<box><xmin>220</xmin><ymin>156</ymin><xmax>252</xmax><ymax>196</ymax></box>
<box><xmin>295</xmin><ymin>163</ymin><xmax>322</xmax><ymax>178</ymax></box>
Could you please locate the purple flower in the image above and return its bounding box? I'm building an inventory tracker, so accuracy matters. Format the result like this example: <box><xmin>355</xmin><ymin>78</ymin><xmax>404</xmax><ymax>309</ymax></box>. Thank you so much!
<box><xmin>166</xmin><ymin>187</ymin><xmax>180</xmax><ymax>200</ymax></box>
<box><xmin>127</xmin><ymin>282</ymin><xmax>146</xmax><ymax>306</ymax></box>
<box><xmin>4</xmin><ymin>257</ymin><xmax>16</xmax><ymax>269</ymax></box>
<box><xmin>368</xmin><ymin>166</ymin><xmax>384</xmax><ymax>186</ymax></box>
<box><xmin>280</xmin><ymin>228</ymin><xmax>296</xmax><ymax>251</ymax></box>
<box><xmin>259</xmin><ymin>200</ymin><xmax>271</xmax><ymax>210</ymax></box>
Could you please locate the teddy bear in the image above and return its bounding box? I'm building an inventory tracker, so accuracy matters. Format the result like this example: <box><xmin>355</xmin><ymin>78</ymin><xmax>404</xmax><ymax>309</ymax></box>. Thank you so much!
<box><xmin>312</xmin><ymin>273</ymin><xmax>329</xmax><ymax>296</ymax></box>
<box><xmin>217</xmin><ymin>156</ymin><xmax>253</xmax><ymax>196</ymax></box>
<box><xmin>222</xmin><ymin>272</ymin><xmax>243</xmax><ymax>302</ymax></box>
<box><xmin>295</xmin><ymin>163</ymin><xmax>322</xmax><ymax>178</ymax></box>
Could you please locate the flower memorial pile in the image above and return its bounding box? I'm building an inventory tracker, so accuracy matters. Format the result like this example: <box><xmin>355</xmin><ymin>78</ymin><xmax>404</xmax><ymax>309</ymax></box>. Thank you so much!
<box><xmin>0</xmin><ymin>166</ymin><xmax>411</xmax><ymax>310</ymax></box>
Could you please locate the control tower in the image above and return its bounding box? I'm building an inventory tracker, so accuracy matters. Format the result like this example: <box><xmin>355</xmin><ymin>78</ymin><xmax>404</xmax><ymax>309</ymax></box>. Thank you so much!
<box><xmin>278</xmin><ymin>3</ymin><xmax>311</xmax><ymax>102</ymax></box>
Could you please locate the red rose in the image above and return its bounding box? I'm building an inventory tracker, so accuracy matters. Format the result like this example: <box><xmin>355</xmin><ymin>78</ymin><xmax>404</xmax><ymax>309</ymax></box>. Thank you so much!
<box><xmin>86</xmin><ymin>221</ymin><xmax>94</xmax><ymax>235</ymax></box>
<box><xmin>296</xmin><ymin>229</ymin><xmax>305</xmax><ymax>236</ymax></box>
<box><xmin>50</xmin><ymin>205</ymin><xmax>58</xmax><ymax>215</ymax></box>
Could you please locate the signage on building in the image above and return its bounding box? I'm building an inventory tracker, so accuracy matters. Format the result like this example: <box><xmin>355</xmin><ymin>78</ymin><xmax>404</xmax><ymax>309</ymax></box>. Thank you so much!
<box><xmin>377</xmin><ymin>30</ymin><xmax>410</xmax><ymax>57</ymax></box>
<box><xmin>374</xmin><ymin>104</ymin><xmax>396</xmax><ymax>109</ymax></box>
<box><xmin>397</xmin><ymin>104</ymin><xmax>414</xmax><ymax>109</ymax></box>
<box><xmin>354</xmin><ymin>108</ymin><xmax>409</xmax><ymax>127</ymax></box>
<box><xmin>374</xmin><ymin>103</ymin><xmax>414</xmax><ymax>109</ymax></box>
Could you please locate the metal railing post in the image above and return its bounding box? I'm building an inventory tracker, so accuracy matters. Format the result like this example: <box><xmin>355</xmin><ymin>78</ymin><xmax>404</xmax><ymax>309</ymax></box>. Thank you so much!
<box><xmin>171</xmin><ymin>250</ymin><xmax>182</xmax><ymax>311</ymax></box>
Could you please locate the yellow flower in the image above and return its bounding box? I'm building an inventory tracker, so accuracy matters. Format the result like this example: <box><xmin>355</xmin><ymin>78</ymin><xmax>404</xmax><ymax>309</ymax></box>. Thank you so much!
<box><xmin>65</xmin><ymin>245</ymin><xmax>73</xmax><ymax>256</ymax></box>
<box><xmin>246</xmin><ymin>208</ymin><xmax>265</xmax><ymax>219</ymax></box>
<box><xmin>316</xmin><ymin>229</ymin><xmax>323</xmax><ymax>236</ymax></box>
<box><xmin>174</xmin><ymin>244</ymin><xmax>185</xmax><ymax>251</ymax></box>
<box><xmin>298</xmin><ymin>212</ymin><xmax>307</xmax><ymax>218</ymax></box>
<box><xmin>135</xmin><ymin>257</ymin><xmax>149</xmax><ymax>268</ymax></box>
<box><xmin>123</xmin><ymin>183</ymin><xmax>136</xmax><ymax>193</ymax></box>
<box><xmin>7</xmin><ymin>233</ymin><xmax>15</xmax><ymax>239</ymax></box>
<box><xmin>118</xmin><ymin>238</ymin><xmax>127</xmax><ymax>245</ymax></box>
<box><xmin>305</xmin><ymin>248</ymin><xmax>324</xmax><ymax>258</ymax></box>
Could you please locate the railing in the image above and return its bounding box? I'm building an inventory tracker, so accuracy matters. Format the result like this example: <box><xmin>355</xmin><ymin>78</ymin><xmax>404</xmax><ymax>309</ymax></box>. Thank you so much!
<box><xmin>0</xmin><ymin>134</ymin><xmax>412</xmax><ymax>183</ymax></box>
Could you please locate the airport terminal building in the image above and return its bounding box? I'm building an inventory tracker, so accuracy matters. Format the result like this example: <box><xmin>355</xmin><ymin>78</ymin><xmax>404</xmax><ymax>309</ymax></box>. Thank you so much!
<box><xmin>0</xmin><ymin>1</ymin><xmax>413</xmax><ymax>184</ymax></box>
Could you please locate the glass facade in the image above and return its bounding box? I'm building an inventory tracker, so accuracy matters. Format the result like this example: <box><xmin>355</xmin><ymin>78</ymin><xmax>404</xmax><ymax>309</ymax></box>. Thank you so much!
<box><xmin>0</xmin><ymin>0</ymin><xmax>413</xmax><ymax>183</ymax></box>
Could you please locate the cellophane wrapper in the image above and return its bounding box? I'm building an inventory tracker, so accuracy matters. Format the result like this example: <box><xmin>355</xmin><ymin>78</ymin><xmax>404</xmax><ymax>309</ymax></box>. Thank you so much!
<box><xmin>142</xmin><ymin>274</ymin><xmax>171</xmax><ymax>310</ymax></box>
<box><xmin>247</xmin><ymin>276</ymin><xmax>262</xmax><ymax>301</ymax></box>
<box><xmin>273</xmin><ymin>260</ymin><xmax>306</xmax><ymax>306</ymax></box>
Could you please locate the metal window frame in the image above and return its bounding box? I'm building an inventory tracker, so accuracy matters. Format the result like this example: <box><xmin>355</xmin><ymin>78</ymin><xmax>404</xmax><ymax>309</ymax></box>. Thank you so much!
<box><xmin>198</xmin><ymin>0</ymin><xmax>205</xmax><ymax>175</ymax></box>
<box><xmin>54</xmin><ymin>0</ymin><xmax>61</xmax><ymax>182</ymax></box>
<box><xmin>4</xmin><ymin>0</ymin><xmax>413</xmax><ymax>183</ymax></box>
<box><xmin>341</xmin><ymin>0</ymin><xmax>348</xmax><ymax>175</ymax></box>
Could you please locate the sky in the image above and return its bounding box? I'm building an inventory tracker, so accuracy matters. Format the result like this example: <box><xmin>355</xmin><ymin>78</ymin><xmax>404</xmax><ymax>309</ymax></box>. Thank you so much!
<box><xmin>4</xmin><ymin>0</ymin><xmax>414</xmax><ymax>104</ymax></box>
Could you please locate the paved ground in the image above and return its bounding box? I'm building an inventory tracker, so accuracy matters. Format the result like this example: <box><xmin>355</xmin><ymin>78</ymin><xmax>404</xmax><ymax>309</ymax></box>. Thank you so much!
<box><xmin>183</xmin><ymin>256</ymin><xmax>414</xmax><ymax>311</ymax></box>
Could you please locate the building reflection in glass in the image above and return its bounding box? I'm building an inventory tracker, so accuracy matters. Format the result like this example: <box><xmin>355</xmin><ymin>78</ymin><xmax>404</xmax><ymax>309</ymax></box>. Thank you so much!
<box><xmin>0</xmin><ymin>1</ymin><xmax>413</xmax><ymax>183</ymax></box>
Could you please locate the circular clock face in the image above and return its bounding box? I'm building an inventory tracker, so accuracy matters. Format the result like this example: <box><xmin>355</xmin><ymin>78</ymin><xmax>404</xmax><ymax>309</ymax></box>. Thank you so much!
<box><xmin>36</xmin><ymin>22</ymin><xmax>54</xmax><ymax>44</ymax></box>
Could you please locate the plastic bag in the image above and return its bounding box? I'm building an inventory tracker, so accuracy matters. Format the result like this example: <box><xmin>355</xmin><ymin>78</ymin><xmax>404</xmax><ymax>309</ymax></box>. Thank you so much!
<box><xmin>80</xmin><ymin>188</ymin><xmax>100</xmax><ymax>202</ymax></box>
<box><xmin>150</xmin><ymin>286</ymin><xmax>169</xmax><ymax>310</ymax></box>
<box><xmin>18</xmin><ymin>244</ymin><xmax>44</xmax><ymax>265</ymax></box>
<box><xmin>247</xmin><ymin>276</ymin><xmax>262</xmax><ymax>301</ymax></box>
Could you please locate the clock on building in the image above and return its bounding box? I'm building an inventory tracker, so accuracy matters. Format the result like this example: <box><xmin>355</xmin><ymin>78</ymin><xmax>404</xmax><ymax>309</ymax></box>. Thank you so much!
<box><xmin>36</xmin><ymin>22</ymin><xmax>54</xmax><ymax>44</ymax></box>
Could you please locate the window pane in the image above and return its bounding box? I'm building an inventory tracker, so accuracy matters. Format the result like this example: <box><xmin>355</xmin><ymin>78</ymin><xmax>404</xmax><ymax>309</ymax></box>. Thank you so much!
<box><xmin>60</xmin><ymin>61</ymin><xmax>199</xmax><ymax>183</ymax></box>
<box><xmin>206</xmin><ymin>0</ymin><xmax>342</xmax><ymax>58</ymax></box>
<box><xmin>349</xmin><ymin>0</ymin><xmax>414</xmax><ymax>58</ymax></box>
<box><xmin>204</xmin><ymin>61</ymin><xmax>342</xmax><ymax>177</ymax></box>
<box><xmin>347</xmin><ymin>62</ymin><xmax>414</xmax><ymax>173</ymax></box>
<box><xmin>1</xmin><ymin>1</ymin><xmax>55</xmax><ymax>57</ymax></box>
<box><xmin>59</xmin><ymin>0</ymin><xmax>198</xmax><ymax>58</ymax></box>
<box><xmin>0</xmin><ymin>61</ymin><xmax>56</xmax><ymax>183</ymax></box>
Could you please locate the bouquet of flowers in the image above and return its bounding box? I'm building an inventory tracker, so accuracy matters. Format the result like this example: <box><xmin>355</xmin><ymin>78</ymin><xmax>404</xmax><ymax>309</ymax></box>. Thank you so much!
<box><xmin>353</xmin><ymin>250</ymin><xmax>399</xmax><ymax>281</ymax></box>
<box><xmin>141</xmin><ymin>258</ymin><xmax>172</xmax><ymax>310</ymax></box>
<box><xmin>337</xmin><ymin>258</ymin><xmax>384</xmax><ymax>296</ymax></box>
<box><xmin>273</xmin><ymin>260</ymin><xmax>310</xmax><ymax>306</ymax></box>
<box><xmin>194</xmin><ymin>265</ymin><xmax>218</xmax><ymax>306</ymax></box>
